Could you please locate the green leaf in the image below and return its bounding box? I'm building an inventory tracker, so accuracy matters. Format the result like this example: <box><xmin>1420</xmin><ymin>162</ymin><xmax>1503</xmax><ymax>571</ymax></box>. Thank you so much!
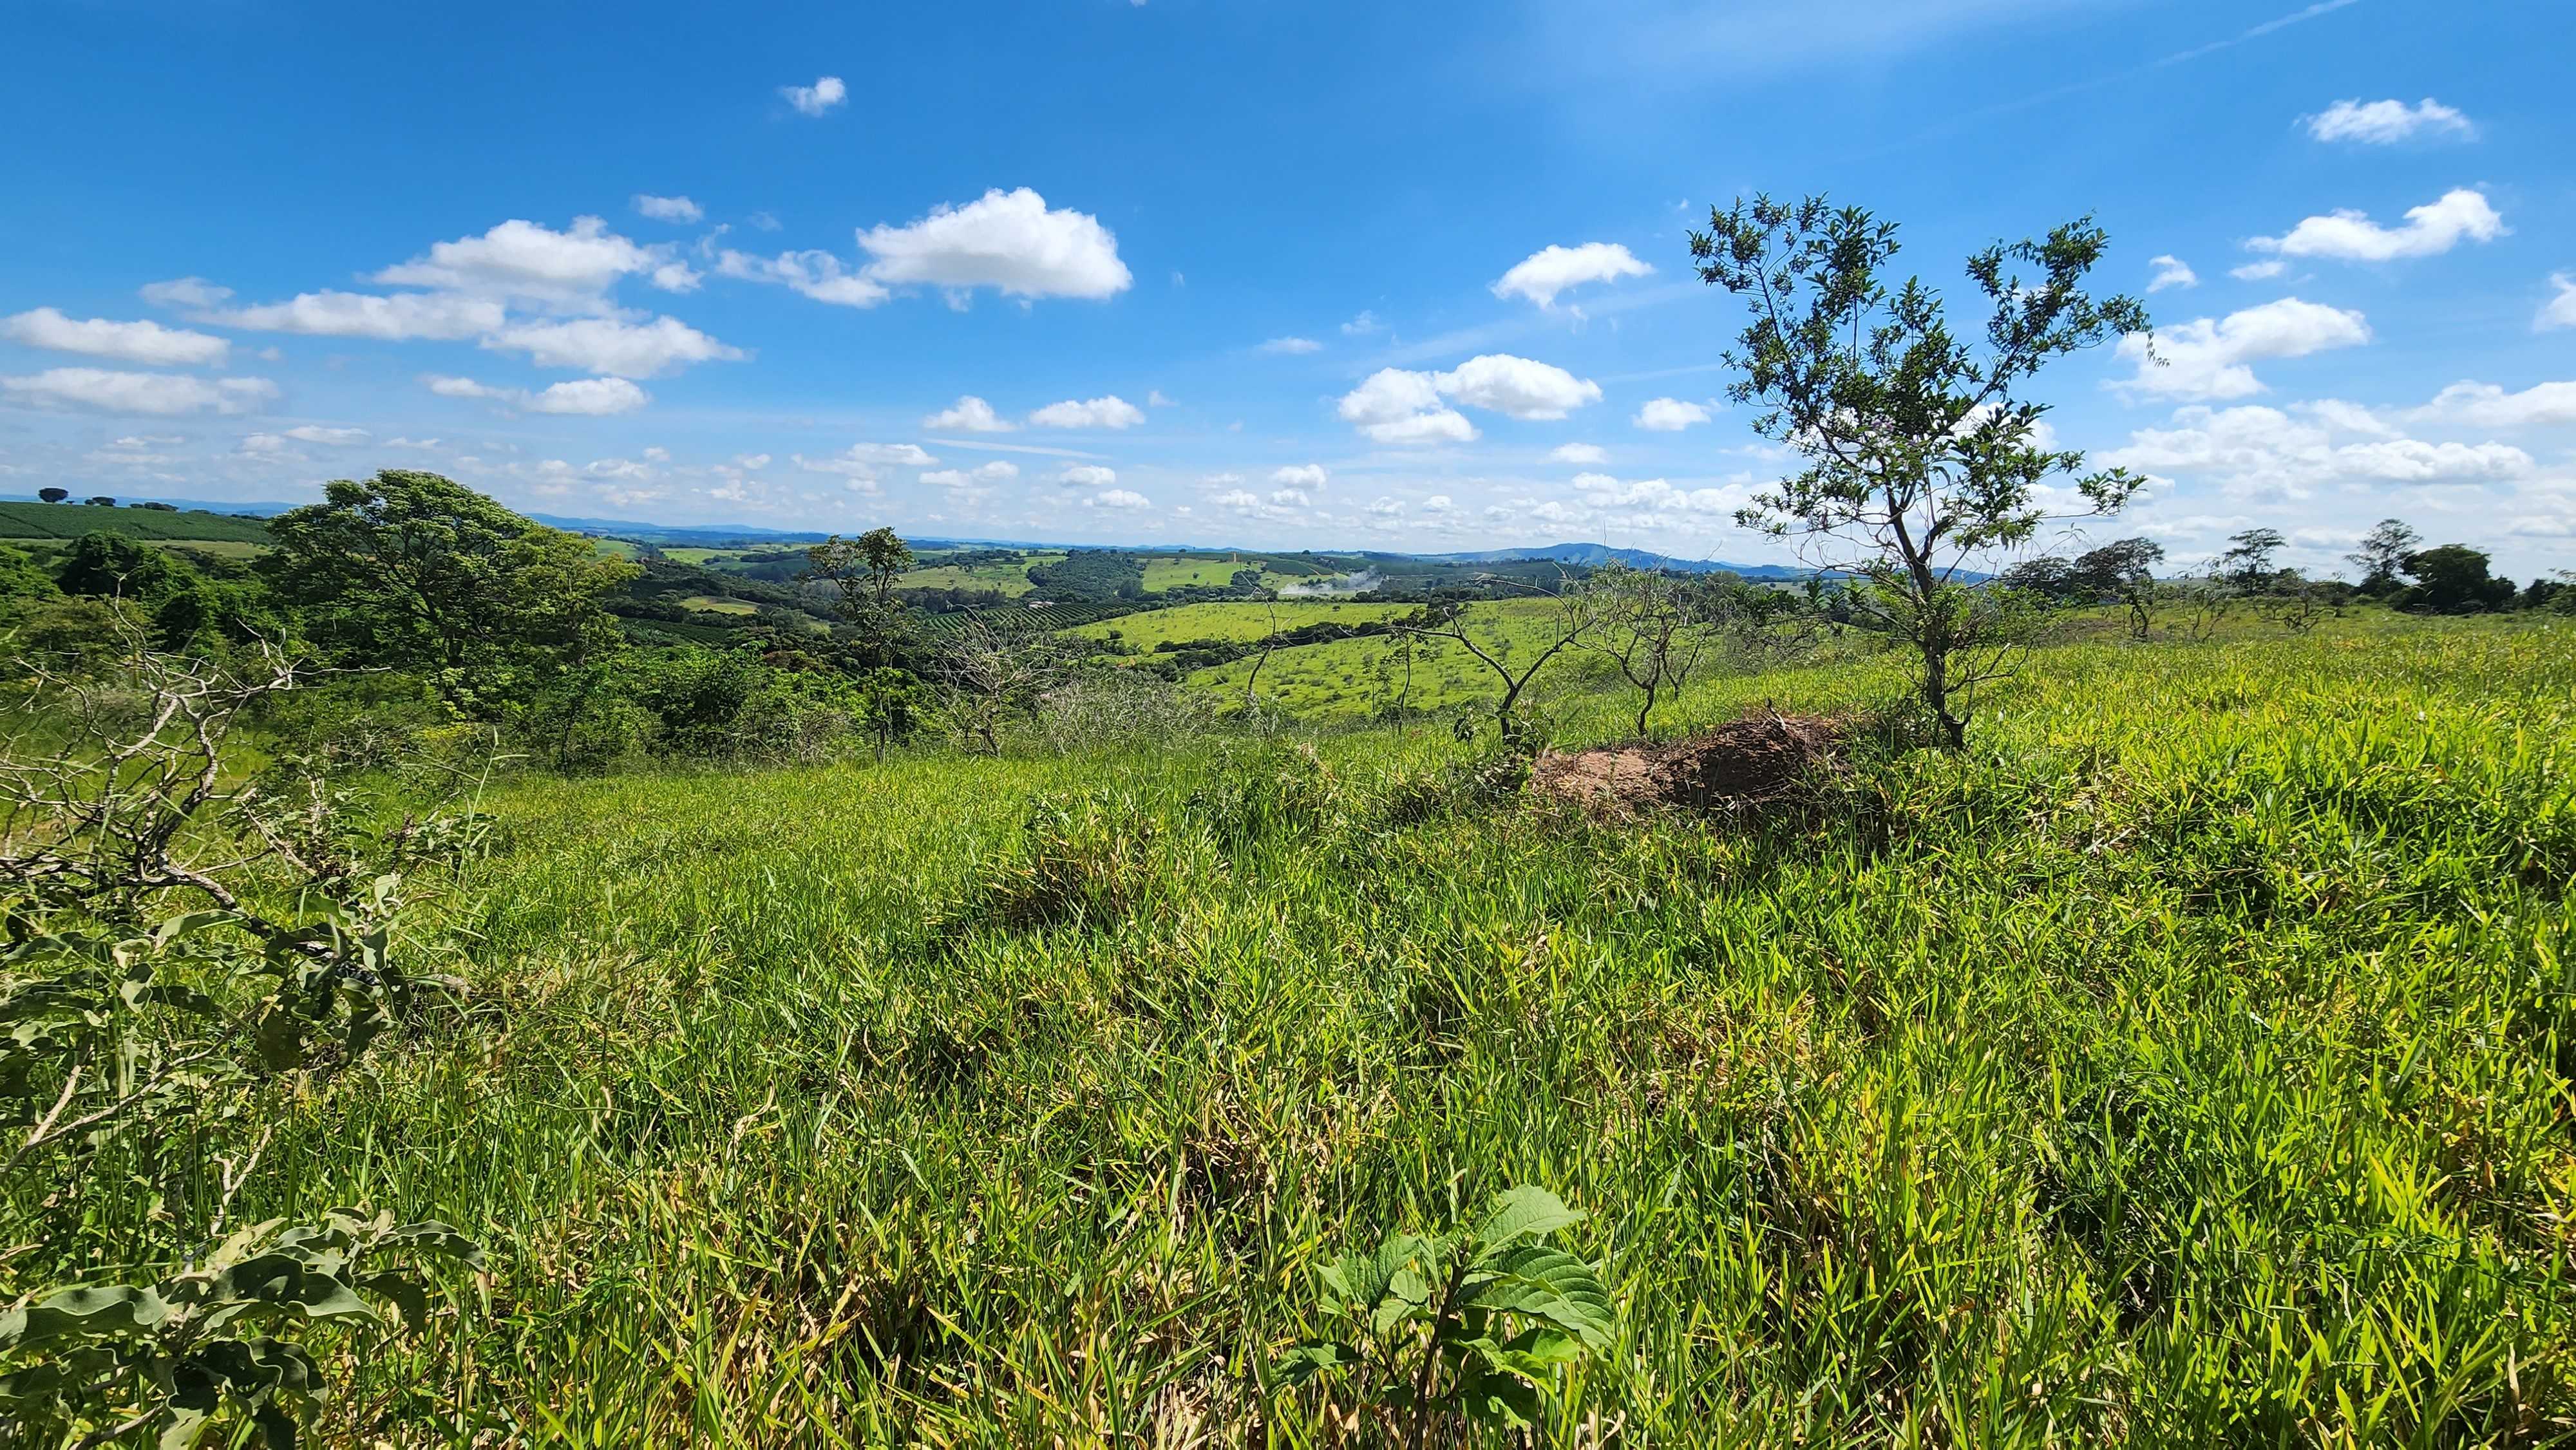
<box><xmin>1270</xmin><ymin>1341</ymin><xmax>1350</xmax><ymax>1384</ymax></box>
<box><xmin>1464</xmin><ymin>1246</ymin><xmax>1616</xmax><ymax>1350</ymax></box>
<box><xmin>0</xmin><ymin>1283</ymin><xmax>171</xmax><ymax>1351</ymax></box>
<box><xmin>1471</xmin><ymin>1185</ymin><xmax>1583</xmax><ymax>1254</ymax></box>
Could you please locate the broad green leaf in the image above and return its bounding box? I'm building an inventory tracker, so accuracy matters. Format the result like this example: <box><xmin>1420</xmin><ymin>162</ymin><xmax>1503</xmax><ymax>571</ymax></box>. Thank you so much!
<box><xmin>1472</xmin><ymin>1185</ymin><xmax>1583</xmax><ymax>1254</ymax></box>
<box><xmin>0</xmin><ymin>1284</ymin><xmax>171</xmax><ymax>1350</ymax></box>
<box><xmin>1464</xmin><ymin>1246</ymin><xmax>1616</xmax><ymax>1349</ymax></box>
<box><xmin>1269</xmin><ymin>1341</ymin><xmax>1350</xmax><ymax>1384</ymax></box>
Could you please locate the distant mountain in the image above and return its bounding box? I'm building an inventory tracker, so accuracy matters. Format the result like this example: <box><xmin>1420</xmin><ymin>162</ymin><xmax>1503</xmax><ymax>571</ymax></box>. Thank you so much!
<box><xmin>1425</xmin><ymin>543</ymin><xmax>1839</xmax><ymax>581</ymax></box>
<box><xmin>5</xmin><ymin>494</ymin><xmax>303</xmax><ymax>517</ymax></box>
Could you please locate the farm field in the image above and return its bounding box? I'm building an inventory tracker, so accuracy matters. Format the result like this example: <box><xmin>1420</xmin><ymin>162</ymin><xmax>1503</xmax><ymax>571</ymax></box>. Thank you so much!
<box><xmin>0</xmin><ymin>500</ymin><xmax>273</xmax><ymax>543</ymax></box>
<box><xmin>20</xmin><ymin>615</ymin><xmax>2569</xmax><ymax>1443</ymax></box>
<box><xmin>1186</xmin><ymin>596</ymin><xmax>1585</xmax><ymax>717</ymax></box>
<box><xmin>676</xmin><ymin>593</ymin><xmax>757</xmax><ymax>615</ymax></box>
<box><xmin>1069</xmin><ymin>598</ymin><xmax>1414</xmax><ymax>648</ymax></box>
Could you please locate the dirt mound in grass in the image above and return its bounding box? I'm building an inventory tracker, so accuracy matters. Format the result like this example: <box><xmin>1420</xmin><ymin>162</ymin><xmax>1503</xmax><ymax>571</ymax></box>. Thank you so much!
<box><xmin>1532</xmin><ymin>713</ymin><xmax>1844</xmax><ymax>818</ymax></box>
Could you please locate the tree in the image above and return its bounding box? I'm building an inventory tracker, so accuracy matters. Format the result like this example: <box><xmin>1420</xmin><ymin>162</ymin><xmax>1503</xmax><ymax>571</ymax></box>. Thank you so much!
<box><xmin>53</xmin><ymin>531</ymin><xmax>193</xmax><ymax>602</ymax></box>
<box><xmin>1691</xmin><ymin>195</ymin><xmax>2148</xmax><ymax>748</ymax></box>
<box><xmin>2398</xmin><ymin>544</ymin><xmax>2515</xmax><ymax>613</ymax></box>
<box><xmin>2070</xmin><ymin>537</ymin><xmax>2165</xmax><ymax>638</ymax></box>
<box><xmin>2215</xmin><ymin>528</ymin><xmax>2287</xmax><ymax>592</ymax></box>
<box><xmin>262</xmin><ymin>470</ymin><xmax>636</xmax><ymax>715</ymax></box>
<box><xmin>1582</xmin><ymin>566</ymin><xmax>1716</xmax><ymax>739</ymax></box>
<box><xmin>1393</xmin><ymin>580</ymin><xmax>1599</xmax><ymax>746</ymax></box>
<box><xmin>933</xmin><ymin>617</ymin><xmax>1078</xmax><ymax>753</ymax></box>
<box><xmin>37</xmin><ymin>486</ymin><xmax>68</xmax><ymax>504</ymax></box>
<box><xmin>2349</xmin><ymin>518</ymin><xmax>2420</xmax><ymax>596</ymax></box>
<box><xmin>85</xmin><ymin>495</ymin><xmax>116</xmax><ymax>507</ymax></box>
<box><xmin>806</xmin><ymin>527</ymin><xmax>920</xmax><ymax>670</ymax></box>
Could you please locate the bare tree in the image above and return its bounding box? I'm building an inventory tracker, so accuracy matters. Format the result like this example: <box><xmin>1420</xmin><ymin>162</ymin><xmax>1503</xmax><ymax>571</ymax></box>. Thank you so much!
<box><xmin>1393</xmin><ymin>577</ymin><xmax>1600</xmax><ymax>746</ymax></box>
<box><xmin>932</xmin><ymin>616</ymin><xmax>1075</xmax><ymax>754</ymax></box>
<box><xmin>1580</xmin><ymin>566</ymin><xmax>1716</xmax><ymax>739</ymax></box>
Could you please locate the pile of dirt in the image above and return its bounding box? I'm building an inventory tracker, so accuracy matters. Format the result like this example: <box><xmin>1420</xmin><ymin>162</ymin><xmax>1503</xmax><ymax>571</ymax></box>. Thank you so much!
<box><xmin>1531</xmin><ymin>713</ymin><xmax>1844</xmax><ymax>818</ymax></box>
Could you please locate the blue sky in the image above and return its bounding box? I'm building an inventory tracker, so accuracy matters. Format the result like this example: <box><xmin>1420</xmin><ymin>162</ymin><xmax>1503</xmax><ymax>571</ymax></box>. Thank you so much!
<box><xmin>4</xmin><ymin>0</ymin><xmax>2571</xmax><ymax>576</ymax></box>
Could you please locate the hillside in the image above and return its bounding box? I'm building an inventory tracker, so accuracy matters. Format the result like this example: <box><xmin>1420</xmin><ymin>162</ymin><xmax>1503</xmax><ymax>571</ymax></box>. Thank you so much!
<box><xmin>0</xmin><ymin>500</ymin><xmax>273</xmax><ymax>543</ymax></box>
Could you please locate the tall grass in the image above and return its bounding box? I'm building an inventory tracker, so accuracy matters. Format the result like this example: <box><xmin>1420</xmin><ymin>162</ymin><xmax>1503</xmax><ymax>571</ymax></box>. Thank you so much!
<box><xmin>8</xmin><ymin>616</ymin><xmax>2571</xmax><ymax>1444</ymax></box>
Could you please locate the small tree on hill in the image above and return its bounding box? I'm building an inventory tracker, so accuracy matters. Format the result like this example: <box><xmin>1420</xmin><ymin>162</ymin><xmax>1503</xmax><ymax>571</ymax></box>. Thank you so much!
<box><xmin>2072</xmin><ymin>537</ymin><xmax>2164</xmax><ymax>638</ymax></box>
<box><xmin>807</xmin><ymin>527</ymin><xmax>919</xmax><ymax>670</ymax></box>
<box><xmin>2398</xmin><ymin>544</ymin><xmax>2515</xmax><ymax>613</ymax></box>
<box><xmin>1691</xmin><ymin>194</ymin><xmax>2148</xmax><ymax>748</ymax></box>
<box><xmin>2215</xmin><ymin>528</ymin><xmax>2288</xmax><ymax>592</ymax></box>
<box><xmin>1581</xmin><ymin>566</ymin><xmax>1716</xmax><ymax>739</ymax></box>
<box><xmin>37</xmin><ymin>486</ymin><xmax>68</xmax><ymax>504</ymax></box>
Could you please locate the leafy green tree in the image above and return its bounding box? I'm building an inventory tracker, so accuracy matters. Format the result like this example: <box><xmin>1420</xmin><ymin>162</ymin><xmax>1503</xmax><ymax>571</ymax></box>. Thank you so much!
<box><xmin>2398</xmin><ymin>543</ymin><xmax>2515</xmax><ymax>613</ymax></box>
<box><xmin>54</xmin><ymin>531</ymin><xmax>193</xmax><ymax>601</ymax></box>
<box><xmin>1691</xmin><ymin>194</ymin><xmax>2148</xmax><ymax>747</ymax></box>
<box><xmin>2215</xmin><ymin>527</ymin><xmax>2288</xmax><ymax>592</ymax></box>
<box><xmin>806</xmin><ymin>527</ymin><xmax>923</xmax><ymax>670</ymax></box>
<box><xmin>263</xmin><ymin>471</ymin><xmax>636</xmax><ymax>715</ymax></box>
<box><xmin>37</xmin><ymin>486</ymin><xmax>68</xmax><ymax>504</ymax></box>
<box><xmin>2349</xmin><ymin>518</ymin><xmax>2420</xmax><ymax>596</ymax></box>
<box><xmin>2072</xmin><ymin>537</ymin><xmax>2166</xmax><ymax>638</ymax></box>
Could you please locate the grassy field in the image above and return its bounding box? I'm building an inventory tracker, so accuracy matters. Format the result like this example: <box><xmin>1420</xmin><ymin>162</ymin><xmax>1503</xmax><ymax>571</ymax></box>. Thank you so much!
<box><xmin>0</xmin><ymin>500</ymin><xmax>274</xmax><ymax>543</ymax></box>
<box><xmin>1139</xmin><ymin>555</ymin><xmax>1256</xmax><ymax>590</ymax></box>
<box><xmin>1187</xmin><ymin>596</ymin><xmax>1585</xmax><ymax>717</ymax></box>
<box><xmin>1070</xmin><ymin>598</ymin><xmax>1415</xmax><ymax>648</ymax></box>
<box><xmin>13</xmin><ymin>614</ymin><xmax>2568</xmax><ymax>1443</ymax></box>
<box><xmin>676</xmin><ymin>593</ymin><xmax>759</xmax><ymax>616</ymax></box>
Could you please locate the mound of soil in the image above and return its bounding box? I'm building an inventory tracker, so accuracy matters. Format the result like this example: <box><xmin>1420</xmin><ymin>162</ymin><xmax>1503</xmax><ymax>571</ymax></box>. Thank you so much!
<box><xmin>1532</xmin><ymin>713</ymin><xmax>1843</xmax><ymax>818</ymax></box>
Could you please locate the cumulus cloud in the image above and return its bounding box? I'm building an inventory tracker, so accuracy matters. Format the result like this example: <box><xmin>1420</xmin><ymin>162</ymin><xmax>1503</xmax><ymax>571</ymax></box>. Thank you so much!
<box><xmin>710</xmin><ymin>248</ymin><xmax>889</xmax><ymax>308</ymax></box>
<box><xmin>830</xmin><ymin>442</ymin><xmax>941</xmax><ymax>466</ymax></box>
<box><xmin>1491</xmin><ymin>242</ymin><xmax>1654</xmax><ymax>308</ymax></box>
<box><xmin>2112</xmin><ymin>297</ymin><xmax>2372</xmax><ymax>400</ymax></box>
<box><xmin>1336</xmin><ymin>353</ymin><xmax>1599</xmax><ymax>444</ymax></box>
<box><xmin>1341</xmin><ymin>311</ymin><xmax>1381</xmax><ymax>336</ymax></box>
<box><xmin>2231</xmin><ymin>260</ymin><xmax>2289</xmax><ymax>282</ymax></box>
<box><xmin>213</xmin><ymin>290</ymin><xmax>506</xmax><ymax>341</ymax></box>
<box><xmin>2146</xmin><ymin>256</ymin><xmax>2198</xmax><ymax>293</ymax></box>
<box><xmin>421</xmin><ymin>373</ymin><xmax>650</xmax><ymax>415</ymax></box>
<box><xmin>1057</xmin><ymin>464</ymin><xmax>1118</xmax><ymax>487</ymax></box>
<box><xmin>857</xmin><ymin>187</ymin><xmax>1131</xmax><ymax>301</ymax></box>
<box><xmin>375</xmin><ymin>216</ymin><xmax>686</xmax><ymax>307</ymax></box>
<box><xmin>921</xmin><ymin>460</ymin><xmax>1019</xmax><ymax>488</ymax></box>
<box><xmin>2538</xmin><ymin>276</ymin><xmax>2576</xmax><ymax>334</ymax></box>
<box><xmin>2247</xmin><ymin>189</ymin><xmax>2505</xmax><ymax>263</ymax></box>
<box><xmin>2304</xmin><ymin>98</ymin><xmax>2475</xmax><ymax>145</ymax></box>
<box><xmin>781</xmin><ymin>76</ymin><xmax>847</xmax><ymax>117</ymax></box>
<box><xmin>1566</xmin><ymin>471</ymin><xmax>1749</xmax><ymax>518</ymax></box>
<box><xmin>138</xmin><ymin>277</ymin><xmax>232</xmax><ymax>309</ymax></box>
<box><xmin>1258</xmin><ymin>336</ymin><xmax>1323</xmax><ymax>354</ymax></box>
<box><xmin>1027</xmin><ymin>395</ymin><xmax>1146</xmax><ymax>429</ymax></box>
<box><xmin>2104</xmin><ymin>403</ymin><xmax>2531</xmax><ymax>500</ymax></box>
<box><xmin>1633</xmin><ymin>397</ymin><xmax>1711</xmax><ymax>431</ymax></box>
<box><xmin>633</xmin><ymin>194</ymin><xmax>704</xmax><ymax>223</ymax></box>
<box><xmin>2417</xmin><ymin>379</ymin><xmax>2576</xmax><ymax>429</ymax></box>
<box><xmin>1</xmin><ymin>368</ymin><xmax>276</xmax><ymax>416</ymax></box>
<box><xmin>1550</xmin><ymin>442</ymin><xmax>1608</xmax><ymax>464</ymax></box>
<box><xmin>1086</xmin><ymin>488</ymin><xmax>1150</xmax><ymax>510</ymax></box>
<box><xmin>481</xmin><ymin>315</ymin><xmax>744</xmax><ymax>377</ymax></box>
<box><xmin>1270</xmin><ymin>464</ymin><xmax>1329</xmax><ymax>489</ymax></box>
<box><xmin>3</xmin><ymin>308</ymin><xmax>231</xmax><ymax>367</ymax></box>
<box><xmin>923</xmin><ymin>395</ymin><xmax>1014</xmax><ymax>431</ymax></box>
<box><xmin>281</xmin><ymin>424</ymin><xmax>368</xmax><ymax>445</ymax></box>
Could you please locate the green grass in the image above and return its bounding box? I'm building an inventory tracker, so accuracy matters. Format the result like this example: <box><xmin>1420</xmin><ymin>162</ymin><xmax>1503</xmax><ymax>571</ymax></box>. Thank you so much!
<box><xmin>1190</xmin><ymin>596</ymin><xmax>1575</xmax><ymax>717</ymax></box>
<box><xmin>1070</xmin><ymin>598</ymin><xmax>1414</xmax><ymax>648</ymax></box>
<box><xmin>0</xmin><ymin>500</ymin><xmax>274</xmax><ymax>543</ymax></box>
<box><xmin>13</xmin><ymin>615</ymin><xmax>2576</xmax><ymax>1444</ymax></box>
<box><xmin>1139</xmin><ymin>555</ymin><xmax>1255</xmax><ymax>590</ymax></box>
<box><xmin>676</xmin><ymin>593</ymin><xmax>759</xmax><ymax>616</ymax></box>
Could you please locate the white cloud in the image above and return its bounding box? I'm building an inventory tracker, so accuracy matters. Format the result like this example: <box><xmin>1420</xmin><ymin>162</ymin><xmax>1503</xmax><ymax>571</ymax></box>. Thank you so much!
<box><xmin>1028</xmin><ymin>395</ymin><xmax>1146</xmax><ymax>429</ymax></box>
<box><xmin>1269</xmin><ymin>487</ymin><xmax>1312</xmax><ymax>507</ymax></box>
<box><xmin>1341</xmin><ymin>310</ymin><xmax>1381</xmax><ymax>336</ymax></box>
<box><xmin>921</xmin><ymin>460</ymin><xmax>1019</xmax><ymax>487</ymax></box>
<box><xmin>526</xmin><ymin>378</ymin><xmax>651</xmax><ymax>415</ymax></box>
<box><xmin>281</xmin><ymin>424</ymin><xmax>368</xmax><ymax>445</ymax></box>
<box><xmin>2538</xmin><ymin>276</ymin><xmax>2576</xmax><ymax>334</ymax></box>
<box><xmin>1367</xmin><ymin>496</ymin><xmax>1405</xmax><ymax>518</ymax></box>
<box><xmin>1258</xmin><ymin>336</ymin><xmax>1323</xmax><ymax>354</ymax></box>
<box><xmin>421</xmin><ymin>373</ymin><xmax>650</xmax><ymax>415</ymax></box>
<box><xmin>1550</xmin><ymin>442</ymin><xmax>1608</xmax><ymax>464</ymax></box>
<box><xmin>1058</xmin><ymin>464</ymin><xmax>1118</xmax><ymax>487</ymax></box>
<box><xmin>1491</xmin><ymin>241</ymin><xmax>1654</xmax><ymax>308</ymax></box>
<box><xmin>214</xmin><ymin>290</ymin><xmax>506</xmax><ymax>341</ymax></box>
<box><xmin>923</xmin><ymin>395</ymin><xmax>1014</xmax><ymax>431</ymax></box>
<box><xmin>482</xmin><ymin>315</ymin><xmax>744</xmax><ymax>377</ymax></box>
<box><xmin>781</xmin><ymin>76</ymin><xmax>847</xmax><ymax>117</ymax></box>
<box><xmin>1212</xmin><ymin>488</ymin><xmax>1265</xmax><ymax>513</ymax></box>
<box><xmin>1438</xmin><ymin>354</ymin><xmax>1602</xmax><ymax>419</ymax></box>
<box><xmin>2247</xmin><ymin>189</ymin><xmax>2505</xmax><ymax>263</ymax></box>
<box><xmin>1421</xmin><ymin>494</ymin><xmax>1455</xmax><ymax>514</ymax></box>
<box><xmin>1633</xmin><ymin>397</ymin><xmax>1712</xmax><ymax>431</ymax></box>
<box><xmin>857</xmin><ymin>187</ymin><xmax>1131</xmax><ymax>301</ymax></box>
<box><xmin>138</xmin><ymin>277</ymin><xmax>232</xmax><ymax>309</ymax></box>
<box><xmin>375</xmin><ymin>216</ymin><xmax>682</xmax><ymax>307</ymax></box>
<box><xmin>1270</xmin><ymin>464</ymin><xmax>1329</xmax><ymax>489</ymax></box>
<box><xmin>1338</xmin><ymin>368</ymin><xmax>1479</xmax><ymax>445</ymax></box>
<box><xmin>3</xmin><ymin>308</ymin><xmax>231</xmax><ymax>366</ymax></box>
<box><xmin>1148</xmin><ymin>389</ymin><xmax>1175</xmax><ymax>407</ymax></box>
<box><xmin>2230</xmin><ymin>260</ymin><xmax>2289</xmax><ymax>282</ymax></box>
<box><xmin>1566</xmin><ymin>471</ymin><xmax>1748</xmax><ymax>516</ymax></box>
<box><xmin>710</xmin><ymin>248</ymin><xmax>889</xmax><ymax>308</ymax></box>
<box><xmin>1087</xmin><ymin>488</ymin><xmax>1151</xmax><ymax>510</ymax></box>
<box><xmin>2146</xmin><ymin>256</ymin><xmax>2198</xmax><ymax>293</ymax></box>
<box><xmin>236</xmin><ymin>434</ymin><xmax>297</xmax><ymax>457</ymax></box>
<box><xmin>1335</xmin><ymin>354</ymin><xmax>1598</xmax><ymax>443</ymax></box>
<box><xmin>0</xmin><ymin>368</ymin><xmax>276</xmax><ymax>416</ymax></box>
<box><xmin>2304</xmin><ymin>98</ymin><xmax>2475</xmax><ymax>145</ymax></box>
<box><xmin>829</xmin><ymin>442</ymin><xmax>940</xmax><ymax>466</ymax></box>
<box><xmin>2112</xmin><ymin>297</ymin><xmax>2372</xmax><ymax>400</ymax></box>
<box><xmin>634</xmin><ymin>194</ymin><xmax>704</xmax><ymax>223</ymax></box>
<box><xmin>2105</xmin><ymin>403</ymin><xmax>2532</xmax><ymax>500</ymax></box>
<box><xmin>2418</xmin><ymin>380</ymin><xmax>2576</xmax><ymax>429</ymax></box>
